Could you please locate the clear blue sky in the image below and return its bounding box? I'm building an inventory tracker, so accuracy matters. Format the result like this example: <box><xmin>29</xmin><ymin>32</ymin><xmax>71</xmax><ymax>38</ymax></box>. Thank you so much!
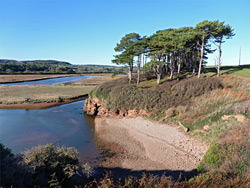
<box><xmin>0</xmin><ymin>0</ymin><xmax>249</xmax><ymax>65</ymax></box>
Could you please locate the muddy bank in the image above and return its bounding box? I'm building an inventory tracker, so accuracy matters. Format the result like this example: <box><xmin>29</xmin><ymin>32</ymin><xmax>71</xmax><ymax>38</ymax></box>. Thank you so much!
<box><xmin>83</xmin><ymin>97</ymin><xmax>149</xmax><ymax>117</ymax></box>
<box><xmin>94</xmin><ymin>117</ymin><xmax>209</xmax><ymax>172</ymax></box>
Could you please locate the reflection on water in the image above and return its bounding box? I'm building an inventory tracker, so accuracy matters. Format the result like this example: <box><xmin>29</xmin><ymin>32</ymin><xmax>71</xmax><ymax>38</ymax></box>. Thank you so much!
<box><xmin>0</xmin><ymin>100</ymin><xmax>100</xmax><ymax>164</ymax></box>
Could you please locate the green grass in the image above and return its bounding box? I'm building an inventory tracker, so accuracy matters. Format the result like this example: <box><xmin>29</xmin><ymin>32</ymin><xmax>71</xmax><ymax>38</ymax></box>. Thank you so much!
<box><xmin>232</xmin><ymin>68</ymin><xmax>250</xmax><ymax>78</ymax></box>
<box><xmin>205</xmin><ymin>64</ymin><xmax>250</xmax><ymax>78</ymax></box>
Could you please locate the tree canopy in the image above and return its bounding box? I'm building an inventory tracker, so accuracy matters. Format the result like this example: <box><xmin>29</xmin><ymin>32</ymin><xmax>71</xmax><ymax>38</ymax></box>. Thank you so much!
<box><xmin>112</xmin><ymin>20</ymin><xmax>234</xmax><ymax>84</ymax></box>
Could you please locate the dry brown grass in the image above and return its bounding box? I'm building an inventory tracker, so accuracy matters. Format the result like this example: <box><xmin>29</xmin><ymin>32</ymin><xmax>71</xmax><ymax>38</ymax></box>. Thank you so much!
<box><xmin>180</xmin><ymin>85</ymin><xmax>250</xmax><ymax>125</ymax></box>
<box><xmin>219</xmin><ymin>74</ymin><xmax>250</xmax><ymax>91</ymax></box>
<box><xmin>81</xmin><ymin>171</ymin><xmax>250</xmax><ymax>188</ymax></box>
<box><xmin>218</xmin><ymin>123</ymin><xmax>250</xmax><ymax>145</ymax></box>
<box><xmin>0</xmin><ymin>74</ymin><xmax>72</xmax><ymax>83</ymax></box>
<box><xmin>0</xmin><ymin>85</ymin><xmax>95</xmax><ymax>104</ymax></box>
<box><xmin>0</xmin><ymin>76</ymin><xmax>117</xmax><ymax>106</ymax></box>
<box><xmin>58</xmin><ymin>76</ymin><xmax>120</xmax><ymax>86</ymax></box>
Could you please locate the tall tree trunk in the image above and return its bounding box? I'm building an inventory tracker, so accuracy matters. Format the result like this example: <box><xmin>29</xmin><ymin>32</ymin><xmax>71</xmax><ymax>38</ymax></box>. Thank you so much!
<box><xmin>217</xmin><ymin>40</ymin><xmax>222</xmax><ymax>76</ymax></box>
<box><xmin>157</xmin><ymin>73</ymin><xmax>161</xmax><ymax>84</ymax></box>
<box><xmin>156</xmin><ymin>64</ymin><xmax>164</xmax><ymax>84</ymax></box>
<box><xmin>198</xmin><ymin>35</ymin><xmax>204</xmax><ymax>78</ymax></box>
<box><xmin>170</xmin><ymin>55</ymin><xmax>175</xmax><ymax>80</ymax></box>
<box><xmin>142</xmin><ymin>53</ymin><xmax>145</xmax><ymax>72</ymax></box>
<box><xmin>128</xmin><ymin>61</ymin><xmax>133</xmax><ymax>83</ymax></box>
<box><xmin>177</xmin><ymin>55</ymin><xmax>181</xmax><ymax>79</ymax></box>
<box><xmin>137</xmin><ymin>54</ymin><xmax>141</xmax><ymax>85</ymax></box>
<box><xmin>192</xmin><ymin>51</ymin><xmax>197</xmax><ymax>75</ymax></box>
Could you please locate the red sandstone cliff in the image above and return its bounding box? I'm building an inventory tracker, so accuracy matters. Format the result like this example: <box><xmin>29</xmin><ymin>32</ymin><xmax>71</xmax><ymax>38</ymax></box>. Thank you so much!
<box><xmin>83</xmin><ymin>97</ymin><xmax>149</xmax><ymax>117</ymax></box>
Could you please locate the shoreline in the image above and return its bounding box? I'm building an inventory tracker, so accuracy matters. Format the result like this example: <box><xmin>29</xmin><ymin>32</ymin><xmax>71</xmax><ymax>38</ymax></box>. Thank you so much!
<box><xmin>0</xmin><ymin>73</ymin><xmax>112</xmax><ymax>84</ymax></box>
<box><xmin>0</xmin><ymin>95</ymin><xmax>87</xmax><ymax>110</ymax></box>
<box><xmin>94</xmin><ymin>117</ymin><xmax>209</xmax><ymax>175</ymax></box>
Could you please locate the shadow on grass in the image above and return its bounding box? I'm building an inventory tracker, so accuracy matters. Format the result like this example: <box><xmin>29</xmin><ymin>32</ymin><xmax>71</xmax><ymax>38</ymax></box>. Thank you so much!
<box><xmin>205</xmin><ymin>64</ymin><xmax>250</xmax><ymax>75</ymax></box>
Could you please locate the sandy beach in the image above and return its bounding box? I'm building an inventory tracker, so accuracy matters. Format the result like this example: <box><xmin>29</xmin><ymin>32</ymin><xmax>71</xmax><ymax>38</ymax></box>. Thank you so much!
<box><xmin>95</xmin><ymin>117</ymin><xmax>209</xmax><ymax>172</ymax></box>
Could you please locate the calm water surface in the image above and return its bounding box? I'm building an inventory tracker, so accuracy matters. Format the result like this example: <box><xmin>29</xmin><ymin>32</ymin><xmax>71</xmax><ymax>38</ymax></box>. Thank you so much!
<box><xmin>2</xmin><ymin>75</ymin><xmax>96</xmax><ymax>85</ymax></box>
<box><xmin>0</xmin><ymin>100</ymin><xmax>101</xmax><ymax>164</ymax></box>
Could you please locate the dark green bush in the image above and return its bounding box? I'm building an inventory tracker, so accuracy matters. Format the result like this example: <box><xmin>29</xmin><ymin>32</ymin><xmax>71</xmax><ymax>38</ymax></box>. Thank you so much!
<box><xmin>0</xmin><ymin>143</ymin><xmax>94</xmax><ymax>187</ymax></box>
<box><xmin>0</xmin><ymin>143</ymin><xmax>33</xmax><ymax>187</ymax></box>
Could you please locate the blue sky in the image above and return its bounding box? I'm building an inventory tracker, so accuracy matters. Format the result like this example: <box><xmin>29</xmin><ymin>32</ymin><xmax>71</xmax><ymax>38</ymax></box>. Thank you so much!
<box><xmin>0</xmin><ymin>0</ymin><xmax>249</xmax><ymax>65</ymax></box>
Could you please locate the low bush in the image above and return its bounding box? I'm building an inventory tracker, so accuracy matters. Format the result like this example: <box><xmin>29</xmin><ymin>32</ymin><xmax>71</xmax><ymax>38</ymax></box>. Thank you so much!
<box><xmin>171</xmin><ymin>77</ymin><xmax>223</xmax><ymax>98</ymax></box>
<box><xmin>0</xmin><ymin>143</ymin><xmax>33</xmax><ymax>187</ymax></box>
<box><xmin>0</xmin><ymin>143</ymin><xmax>94</xmax><ymax>187</ymax></box>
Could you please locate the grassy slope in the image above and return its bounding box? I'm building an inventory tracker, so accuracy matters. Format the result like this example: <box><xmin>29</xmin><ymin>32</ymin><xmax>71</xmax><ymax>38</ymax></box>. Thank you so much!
<box><xmin>89</xmin><ymin>65</ymin><xmax>250</xmax><ymax>187</ymax></box>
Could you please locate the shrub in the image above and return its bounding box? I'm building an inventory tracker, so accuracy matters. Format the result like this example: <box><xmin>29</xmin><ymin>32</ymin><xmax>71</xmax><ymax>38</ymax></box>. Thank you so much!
<box><xmin>171</xmin><ymin>77</ymin><xmax>223</xmax><ymax>98</ymax></box>
<box><xmin>0</xmin><ymin>143</ymin><xmax>94</xmax><ymax>187</ymax></box>
<box><xmin>22</xmin><ymin>144</ymin><xmax>82</xmax><ymax>186</ymax></box>
<box><xmin>0</xmin><ymin>143</ymin><xmax>33</xmax><ymax>187</ymax></box>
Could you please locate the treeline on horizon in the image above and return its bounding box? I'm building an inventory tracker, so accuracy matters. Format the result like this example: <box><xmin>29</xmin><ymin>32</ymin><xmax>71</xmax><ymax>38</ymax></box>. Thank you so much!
<box><xmin>0</xmin><ymin>59</ymin><xmax>127</xmax><ymax>74</ymax></box>
<box><xmin>112</xmin><ymin>20</ymin><xmax>235</xmax><ymax>84</ymax></box>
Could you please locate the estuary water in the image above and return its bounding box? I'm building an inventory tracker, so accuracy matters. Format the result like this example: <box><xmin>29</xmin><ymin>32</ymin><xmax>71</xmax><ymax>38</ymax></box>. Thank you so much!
<box><xmin>0</xmin><ymin>76</ymin><xmax>101</xmax><ymax>164</ymax></box>
<box><xmin>0</xmin><ymin>100</ymin><xmax>100</xmax><ymax>163</ymax></box>
<box><xmin>2</xmin><ymin>75</ymin><xmax>95</xmax><ymax>85</ymax></box>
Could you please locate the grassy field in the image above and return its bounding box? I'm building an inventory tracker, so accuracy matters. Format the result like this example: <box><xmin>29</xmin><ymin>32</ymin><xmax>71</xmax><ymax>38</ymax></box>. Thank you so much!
<box><xmin>205</xmin><ymin>64</ymin><xmax>250</xmax><ymax>78</ymax></box>
<box><xmin>56</xmin><ymin>75</ymin><xmax>119</xmax><ymax>86</ymax></box>
<box><xmin>0</xmin><ymin>76</ymin><xmax>118</xmax><ymax>108</ymax></box>
<box><xmin>0</xmin><ymin>85</ymin><xmax>95</xmax><ymax>104</ymax></box>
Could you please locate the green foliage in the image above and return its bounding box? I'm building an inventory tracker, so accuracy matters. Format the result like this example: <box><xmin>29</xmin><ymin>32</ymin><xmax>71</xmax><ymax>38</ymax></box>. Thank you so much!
<box><xmin>111</xmin><ymin>70</ymin><xmax>126</xmax><ymax>78</ymax></box>
<box><xmin>22</xmin><ymin>144</ymin><xmax>79</xmax><ymax>180</ymax></box>
<box><xmin>0</xmin><ymin>59</ymin><xmax>127</xmax><ymax>74</ymax></box>
<box><xmin>113</xmin><ymin>33</ymin><xmax>141</xmax><ymax>65</ymax></box>
<box><xmin>197</xmin><ymin>141</ymin><xmax>221</xmax><ymax>172</ymax></box>
<box><xmin>0</xmin><ymin>143</ymin><xmax>14</xmax><ymax>159</ymax></box>
<box><xmin>0</xmin><ymin>143</ymin><xmax>34</xmax><ymax>187</ymax></box>
<box><xmin>0</xmin><ymin>143</ymin><xmax>94</xmax><ymax>187</ymax></box>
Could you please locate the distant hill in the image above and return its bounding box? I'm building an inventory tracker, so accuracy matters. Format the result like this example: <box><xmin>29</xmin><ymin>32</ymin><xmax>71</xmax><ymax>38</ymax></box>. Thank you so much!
<box><xmin>0</xmin><ymin>59</ymin><xmax>127</xmax><ymax>74</ymax></box>
<box><xmin>0</xmin><ymin>59</ymin><xmax>71</xmax><ymax>66</ymax></box>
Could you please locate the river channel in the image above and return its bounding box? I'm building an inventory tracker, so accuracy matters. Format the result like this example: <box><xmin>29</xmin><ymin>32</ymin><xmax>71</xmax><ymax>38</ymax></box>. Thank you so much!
<box><xmin>0</xmin><ymin>76</ymin><xmax>101</xmax><ymax>164</ymax></box>
<box><xmin>2</xmin><ymin>75</ymin><xmax>96</xmax><ymax>85</ymax></box>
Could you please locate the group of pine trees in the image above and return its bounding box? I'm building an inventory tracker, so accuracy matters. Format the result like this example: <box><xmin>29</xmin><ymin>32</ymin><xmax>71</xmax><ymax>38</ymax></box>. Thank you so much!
<box><xmin>112</xmin><ymin>20</ymin><xmax>234</xmax><ymax>84</ymax></box>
